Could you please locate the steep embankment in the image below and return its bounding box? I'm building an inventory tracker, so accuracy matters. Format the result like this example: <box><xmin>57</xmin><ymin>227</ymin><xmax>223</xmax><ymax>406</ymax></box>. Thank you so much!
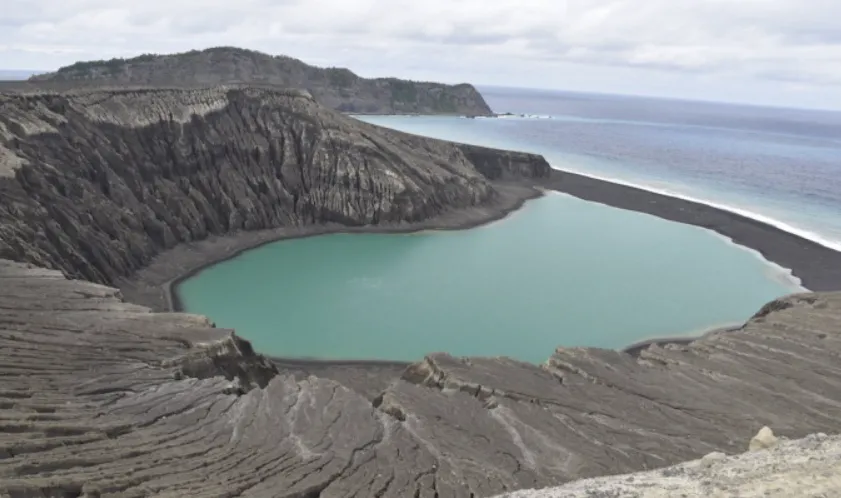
<box><xmin>25</xmin><ymin>47</ymin><xmax>493</xmax><ymax>115</ymax></box>
<box><xmin>0</xmin><ymin>85</ymin><xmax>547</xmax><ymax>287</ymax></box>
<box><xmin>1</xmin><ymin>260</ymin><xmax>840</xmax><ymax>497</ymax></box>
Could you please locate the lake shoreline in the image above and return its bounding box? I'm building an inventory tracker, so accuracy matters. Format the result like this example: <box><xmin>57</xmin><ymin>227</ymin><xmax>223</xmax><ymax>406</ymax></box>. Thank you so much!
<box><xmin>620</xmin><ymin>325</ymin><xmax>743</xmax><ymax>357</ymax></box>
<box><xmin>119</xmin><ymin>167</ymin><xmax>841</xmax><ymax>369</ymax></box>
<box><xmin>118</xmin><ymin>182</ymin><xmax>543</xmax><ymax>314</ymax></box>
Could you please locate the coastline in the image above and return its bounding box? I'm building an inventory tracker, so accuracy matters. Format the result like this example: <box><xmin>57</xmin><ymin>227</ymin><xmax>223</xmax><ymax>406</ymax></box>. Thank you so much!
<box><xmin>350</xmin><ymin>115</ymin><xmax>839</xmax><ymax>288</ymax></box>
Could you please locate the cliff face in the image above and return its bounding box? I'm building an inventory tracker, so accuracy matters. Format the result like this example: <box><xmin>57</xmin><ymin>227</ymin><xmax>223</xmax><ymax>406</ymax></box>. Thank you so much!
<box><xmin>1</xmin><ymin>260</ymin><xmax>840</xmax><ymax>497</ymax></box>
<box><xmin>0</xmin><ymin>85</ymin><xmax>547</xmax><ymax>286</ymax></box>
<box><xmin>26</xmin><ymin>47</ymin><xmax>494</xmax><ymax>115</ymax></box>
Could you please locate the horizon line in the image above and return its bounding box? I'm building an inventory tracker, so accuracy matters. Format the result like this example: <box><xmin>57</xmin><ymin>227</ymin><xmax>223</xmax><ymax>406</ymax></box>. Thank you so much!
<box><xmin>2</xmin><ymin>68</ymin><xmax>840</xmax><ymax>114</ymax></box>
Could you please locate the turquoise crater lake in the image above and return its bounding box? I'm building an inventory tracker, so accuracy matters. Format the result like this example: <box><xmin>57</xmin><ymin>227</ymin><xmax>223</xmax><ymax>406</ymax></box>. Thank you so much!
<box><xmin>177</xmin><ymin>193</ymin><xmax>802</xmax><ymax>363</ymax></box>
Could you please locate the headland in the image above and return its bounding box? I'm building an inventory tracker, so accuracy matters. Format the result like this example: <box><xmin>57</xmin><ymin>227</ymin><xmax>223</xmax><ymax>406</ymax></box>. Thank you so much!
<box><xmin>6</xmin><ymin>46</ymin><xmax>494</xmax><ymax>116</ymax></box>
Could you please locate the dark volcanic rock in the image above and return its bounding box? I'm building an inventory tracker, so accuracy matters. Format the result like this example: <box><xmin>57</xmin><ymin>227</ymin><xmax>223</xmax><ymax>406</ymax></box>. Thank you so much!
<box><xmin>24</xmin><ymin>47</ymin><xmax>494</xmax><ymax>116</ymax></box>
<box><xmin>1</xmin><ymin>260</ymin><xmax>840</xmax><ymax>497</ymax></box>
<box><xmin>0</xmin><ymin>85</ymin><xmax>548</xmax><ymax>286</ymax></box>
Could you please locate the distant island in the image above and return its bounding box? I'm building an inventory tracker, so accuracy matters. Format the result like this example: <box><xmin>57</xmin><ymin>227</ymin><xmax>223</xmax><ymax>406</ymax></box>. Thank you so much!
<box><xmin>26</xmin><ymin>46</ymin><xmax>493</xmax><ymax>116</ymax></box>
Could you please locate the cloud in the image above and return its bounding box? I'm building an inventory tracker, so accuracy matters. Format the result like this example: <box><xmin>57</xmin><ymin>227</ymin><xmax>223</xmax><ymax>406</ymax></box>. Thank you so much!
<box><xmin>2</xmin><ymin>0</ymin><xmax>841</xmax><ymax>98</ymax></box>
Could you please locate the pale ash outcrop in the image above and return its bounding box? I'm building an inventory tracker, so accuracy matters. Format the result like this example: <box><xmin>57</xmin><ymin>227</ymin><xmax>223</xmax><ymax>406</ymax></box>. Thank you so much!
<box><xmin>495</xmin><ymin>433</ymin><xmax>841</xmax><ymax>498</ymax></box>
<box><xmin>2</xmin><ymin>258</ymin><xmax>841</xmax><ymax>497</ymax></box>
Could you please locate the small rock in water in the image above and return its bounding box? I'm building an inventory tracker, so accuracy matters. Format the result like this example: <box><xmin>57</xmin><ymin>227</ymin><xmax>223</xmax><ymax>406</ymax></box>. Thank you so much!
<box><xmin>749</xmin><ymin>426</ymin><xmax>779</xmax><ymax>452</ymax></box>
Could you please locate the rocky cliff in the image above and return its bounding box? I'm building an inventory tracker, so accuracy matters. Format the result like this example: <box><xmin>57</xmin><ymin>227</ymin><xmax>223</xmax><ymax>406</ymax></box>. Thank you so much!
<box><xmin>26</xmin><ymin>47</ymin><xmax>494</xmax><ymax>115</ymax></box>
<box><xmin>0</xmin><ymin>85</ymin><xmax>547</xmax><ymax>286</ymax></box>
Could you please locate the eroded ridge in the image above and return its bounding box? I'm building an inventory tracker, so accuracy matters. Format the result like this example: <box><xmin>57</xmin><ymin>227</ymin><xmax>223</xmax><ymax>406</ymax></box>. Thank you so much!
<box><xmin>0</xmin><ymin>86</ymin><xmax>548</xmax><ymax>288</ymax></box>
<box><xmin>2</xmin><ymin>258</ymin><xmax>840</xmax><ymax>497</ymax></box>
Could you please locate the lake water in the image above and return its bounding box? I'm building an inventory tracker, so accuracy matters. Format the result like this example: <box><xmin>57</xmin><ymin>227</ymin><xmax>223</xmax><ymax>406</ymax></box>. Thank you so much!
<box><xmin>178</xmin><ymin>192</ymin><xmax>802</xmax><ymax>363</ymax></box>
<box><xmin>178</xmin><ymin>88</ymin><xmax>837</xmax><ymax>363</ymax></box>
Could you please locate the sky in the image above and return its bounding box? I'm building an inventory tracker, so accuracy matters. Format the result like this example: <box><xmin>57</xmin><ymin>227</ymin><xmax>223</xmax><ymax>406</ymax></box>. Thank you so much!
<box><xmin>2</xmin><ymin>0</ymin><xmax>841</xmax><ymax>110</ymax></box>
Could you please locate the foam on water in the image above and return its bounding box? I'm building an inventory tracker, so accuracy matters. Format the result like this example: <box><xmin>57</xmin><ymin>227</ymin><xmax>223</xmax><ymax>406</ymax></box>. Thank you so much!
<box><xmin>496</xmin><ymin>113</ymin><xmax>841</xmax><ymax>145</ymax></box>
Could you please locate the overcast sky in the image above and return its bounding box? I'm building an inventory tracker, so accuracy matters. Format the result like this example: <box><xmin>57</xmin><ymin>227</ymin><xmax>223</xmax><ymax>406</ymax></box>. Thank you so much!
<box><xmin>3</xmin><ymin>0</ymin><xmax>841</xmax><ymax>110</ymax></box>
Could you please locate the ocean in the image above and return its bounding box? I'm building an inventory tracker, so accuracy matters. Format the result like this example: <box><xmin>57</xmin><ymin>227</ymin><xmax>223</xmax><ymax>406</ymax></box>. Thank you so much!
<box><xmin>176</xmin><ymin>88</ymin><xmax>833</xmax><ymax>363</ymax></box>
<box><xmin>366</xmin><ymin>86</ymin><xmax>841</xmax><ymax>252</ymax></box>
